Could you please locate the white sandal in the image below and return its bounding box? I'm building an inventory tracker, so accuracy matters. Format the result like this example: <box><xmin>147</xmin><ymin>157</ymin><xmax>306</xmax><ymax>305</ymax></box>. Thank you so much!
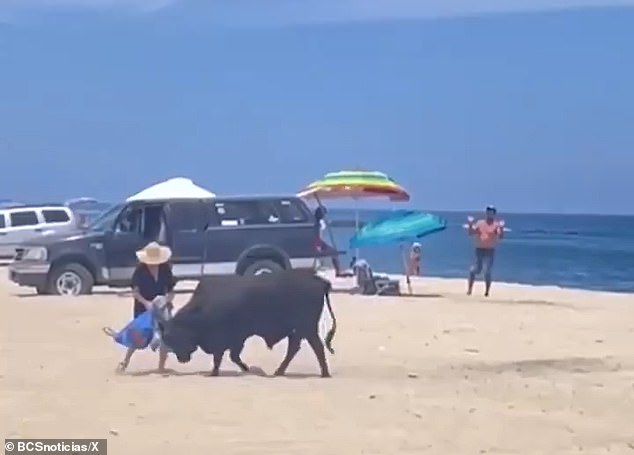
<box><xmin>102</xmin><ymin>327</ymin><xmax>117</xmax><ymax>338</ymax></box>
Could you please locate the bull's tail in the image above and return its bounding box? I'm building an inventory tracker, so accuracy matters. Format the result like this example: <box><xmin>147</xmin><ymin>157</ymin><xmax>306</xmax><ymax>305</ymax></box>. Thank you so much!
<box><xmin>323</xmin><ymin>281</ymin><xmax>337</xmax><ymax>354</ymax></box>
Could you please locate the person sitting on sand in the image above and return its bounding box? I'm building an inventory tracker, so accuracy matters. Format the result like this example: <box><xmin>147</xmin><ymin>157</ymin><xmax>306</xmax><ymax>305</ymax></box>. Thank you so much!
<box><xmin>466</xmin><ymin>205</ymin><xmax>505</xmax><ymax>297</ymax></box>
<box><xmin>407</xmin><ymin>242</ymin><xmax>422</xmax><ymax>276</ymax></box>
<box><xmin>108</xmin><ymin>242</ymin><xmax>176</xmax><ymax>373</ymax></box>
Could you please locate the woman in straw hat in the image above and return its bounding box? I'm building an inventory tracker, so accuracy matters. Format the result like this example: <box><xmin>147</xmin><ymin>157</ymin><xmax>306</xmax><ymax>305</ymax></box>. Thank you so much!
<box><xmin>109</xmin><ymin>241</ymin><xmax>176</xmax><ymax>373</ymax></box>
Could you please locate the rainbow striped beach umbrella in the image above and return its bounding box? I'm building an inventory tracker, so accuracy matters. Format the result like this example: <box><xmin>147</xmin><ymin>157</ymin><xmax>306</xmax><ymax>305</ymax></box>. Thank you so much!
<box><xmin>297</xmin><ymin>170</ymin><xmax>410</xmax><ymax>201</ymax></box>
<box><xmin>298</xmin><ymin>170</ymin><xmax>410</xmax><ymax>258</ymax></box>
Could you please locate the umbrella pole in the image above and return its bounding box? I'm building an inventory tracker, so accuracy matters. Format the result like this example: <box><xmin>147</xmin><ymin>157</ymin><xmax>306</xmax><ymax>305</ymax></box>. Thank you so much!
<box><xmin>354</xmin><ymin>206</ymin><xmax>360</xmax><ymax>259</ymax></box>
<box><xmin>312</xmin><ymin>195</ymin><xmax>323</xmax><ymax>269</ymax></box>
<box><xmin>401</xmin><ymin>244</ymin><xmax>412</xmax><ymax>295</ymax></box>
<box><xmin>354</xmin><ymin>198</ymin><xmax>360</xmax><ymax>259</ymax></box>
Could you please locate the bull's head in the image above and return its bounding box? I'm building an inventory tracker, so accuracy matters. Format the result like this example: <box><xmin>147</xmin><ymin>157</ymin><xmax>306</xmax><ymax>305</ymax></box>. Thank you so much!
<box><xmin>162</xmin><ymin>322</ymin><xmax>198</xmax><ymax>363</ymax></box>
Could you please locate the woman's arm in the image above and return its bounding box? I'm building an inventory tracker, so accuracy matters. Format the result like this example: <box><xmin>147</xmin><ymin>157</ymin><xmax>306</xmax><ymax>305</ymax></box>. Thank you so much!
<box><xmin>165</xmin><ymin>264</ymin><xmax>176</xmax><ymax>303</ymax></box>
<box><xmin>131</xmin><ymin>267</ymin><xmax>153</xmax><ymax>309</ymax></box>
<box><xmin>132</xmin><ymin>287</ymin><xmax>153</xmax><ymax>309</ymax></box>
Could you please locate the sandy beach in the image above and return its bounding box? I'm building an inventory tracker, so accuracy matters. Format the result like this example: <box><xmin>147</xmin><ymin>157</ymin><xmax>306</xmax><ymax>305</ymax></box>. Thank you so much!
<box><xmin>1</xmin><ymin>271</ymin><xmax>633</xmax><ymax>455</ymax></box>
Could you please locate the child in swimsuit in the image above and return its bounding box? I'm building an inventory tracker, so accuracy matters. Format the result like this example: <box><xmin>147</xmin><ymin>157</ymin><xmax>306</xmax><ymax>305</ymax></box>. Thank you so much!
<box><xmin>408</xmin><ymin>242</ymin><xmax>422</xmax><ymax>276</ymax></box>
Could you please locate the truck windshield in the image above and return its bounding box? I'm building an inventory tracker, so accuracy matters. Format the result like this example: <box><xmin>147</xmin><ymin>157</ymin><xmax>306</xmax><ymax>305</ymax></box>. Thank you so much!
<box><xmin>87</xmin><ymin>204</ymin><xmax>123</xmax><ymax>231</ymax></box>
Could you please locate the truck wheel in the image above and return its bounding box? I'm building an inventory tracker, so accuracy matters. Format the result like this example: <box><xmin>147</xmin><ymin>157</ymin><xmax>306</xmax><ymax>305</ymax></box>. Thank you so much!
<box><xmin>48</xmin><ymin>263</ymin><xmax>94</xmax><ymax>296</ymax></box>
<box><xmin>242</xmin><ymin>259</ymin><xmax>284</xmax><ymax>276</ymax></box>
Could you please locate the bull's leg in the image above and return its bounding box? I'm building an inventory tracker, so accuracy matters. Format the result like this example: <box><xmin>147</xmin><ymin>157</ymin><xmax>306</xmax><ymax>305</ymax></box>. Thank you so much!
<box><xmin>306</xmin><ymin>333</ymin><xmax>331</xmax><ymax>378</ymax></box>
<box><xmin>210</xmin><ymin>350</ymin><xmax>225</xmax><ymax>376</ymax></box>
<box><xmin>229</xmin><ymin>344</ymin><xmax>250</xmax><ymax>372</ymax></box>
<box><xmin>273</xmin><ymin>333</ymin><xmax>301</xmax><ymax>376</ymax></box>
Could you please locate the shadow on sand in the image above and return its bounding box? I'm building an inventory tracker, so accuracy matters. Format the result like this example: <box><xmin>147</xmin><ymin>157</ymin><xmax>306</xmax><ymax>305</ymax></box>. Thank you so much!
<box><xmin>330</xmin><ymin>289</ymin><xmax>443</xmax><ymax>299</ymax></box>
<box><xmin>479</xmin><ymin>297</ymin><xmax>577</xmax><ymax>309</ymax></box>
<box><xmin>398</xmin><ymin>292</ymin><xmax>444</xmax><ymax>299</ymax></box>
<box><xmin>123</xmin><ymin>366</ymin><xmax>323</xmax><ymax>379</ymax></box>
<box><xmin>14</xmin><ymin>289</ymin><xmax>194</xmax><ymax>299</ymax></box>
<box><xmin>463</xmin><ymin>355</ymin><xmax>630</xmax><ymax>376</ymax></box>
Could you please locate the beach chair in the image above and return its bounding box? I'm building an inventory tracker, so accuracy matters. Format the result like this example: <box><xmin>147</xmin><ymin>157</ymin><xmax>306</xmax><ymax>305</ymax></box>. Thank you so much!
<box><xmin>353</xmin><ymin>259</ymin><xmax>401</xmax><ymax>296</ymax></box>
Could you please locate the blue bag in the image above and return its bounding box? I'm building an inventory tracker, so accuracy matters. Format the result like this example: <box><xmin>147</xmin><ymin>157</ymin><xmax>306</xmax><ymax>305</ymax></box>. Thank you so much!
<box><xmin>103</xmin><ymin>310</ymin><xmax>155</xmax><ymax>350</ymax></box>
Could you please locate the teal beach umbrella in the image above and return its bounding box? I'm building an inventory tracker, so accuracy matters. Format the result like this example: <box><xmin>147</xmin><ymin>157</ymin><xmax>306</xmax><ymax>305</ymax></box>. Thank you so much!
<box><xmin>349</xmin><ymin>210</ymin><xmax>447</xmax><ymax>293</ymax></box>
<box><xmin>350</xmin><ymin>210</ymin><xmax>447</xmax><ymax>248</ymax></box>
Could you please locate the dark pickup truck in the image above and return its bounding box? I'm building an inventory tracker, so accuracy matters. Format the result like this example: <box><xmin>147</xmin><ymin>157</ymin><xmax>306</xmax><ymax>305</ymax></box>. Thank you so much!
<box><xmin>8</xmin><ymin>195</ymin><xmax>338</xmax><ymax>295</ymax></box>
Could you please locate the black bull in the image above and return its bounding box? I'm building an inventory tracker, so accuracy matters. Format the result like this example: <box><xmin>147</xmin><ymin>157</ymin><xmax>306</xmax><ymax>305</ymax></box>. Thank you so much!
<box><xmin>161</xmin><ymin>270</ymin><xmax>337</xmax><ymax>377</ymax></box>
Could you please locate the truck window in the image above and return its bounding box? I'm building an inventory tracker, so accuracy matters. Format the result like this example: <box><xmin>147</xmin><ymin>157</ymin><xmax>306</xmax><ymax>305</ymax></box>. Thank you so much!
<box><xmin>42</xmin><ymin>209</ymin><xmax>70</xmax><ymax>223</ymax></box>
<box><xmin>167</xmin><ymin>202</ymin><xmax>205</xmax><ymax>232</ymax></box>
<box><xmin>144</xmin><ymin>205</ymin><xmax>164</xmax><ymax>241</ymax></box>
<box><xmin>10</xmin><ymin>211</ymin><xmax>39</xmax><ymax>227</ymax></box>
<box><xmin>0</xmin><ymin>214</ymin><xmax>5</xmax><ymax>229</ymax></box>
<box><xmin>212</xmin><ymin>201</ymin><xmax>279</xmax><ymax>226</ymax></box>
<box><xmin>115</xmin><ymin>205</ymin><xmax>164</xmax><ymax>240</ymax></box>
<box><xmin>88</xmin><ymin>204</ymin><xmax>123</xmax><ymax>231</ymax></box>
<box><xmin>272</xmin><ymin>199</ymin><xmax>309</xmax><ymax>224</ymax></box>
<box><xmin>115</xmin><ymin>206</ymin><xmax>143</xmax><ymax>234</ymax></box>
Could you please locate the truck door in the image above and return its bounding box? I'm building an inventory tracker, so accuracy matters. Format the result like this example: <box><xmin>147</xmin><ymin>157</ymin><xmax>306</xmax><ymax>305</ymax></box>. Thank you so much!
<box><xmin>104</xmin><ymin>203</ymin><xmax>165</xmax><ymax>285</ymax></box>
<box><xmin>164</xmin><ymin>200</ymin><xmax>207</xmax><ymax>279</ymax></box>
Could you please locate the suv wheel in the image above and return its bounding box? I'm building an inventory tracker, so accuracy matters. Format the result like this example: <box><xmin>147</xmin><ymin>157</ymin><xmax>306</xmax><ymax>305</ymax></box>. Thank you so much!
<box><xmin>48</xmin><ymin>263</ymin><xmax>94</xmax><ymax>296</ymax></box>
<box><xmin>242</xmin><ymin>259</ymin><xmax>284</xmax><ymax>276</ymax></box>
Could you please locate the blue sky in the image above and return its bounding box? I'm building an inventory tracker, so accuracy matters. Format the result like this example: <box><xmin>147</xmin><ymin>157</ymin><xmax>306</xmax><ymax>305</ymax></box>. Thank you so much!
<box><xmin>1</xmin><ymin>1</ymin><xmax>633</xmax><ymax>214</ymax></box>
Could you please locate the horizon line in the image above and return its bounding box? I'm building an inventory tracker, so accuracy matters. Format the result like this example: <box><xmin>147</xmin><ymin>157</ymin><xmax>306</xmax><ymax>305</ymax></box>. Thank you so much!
<box><xmin>2</xmin><ymin>198</ymin><xmax>631</xmax><ymax>217</ymax></box>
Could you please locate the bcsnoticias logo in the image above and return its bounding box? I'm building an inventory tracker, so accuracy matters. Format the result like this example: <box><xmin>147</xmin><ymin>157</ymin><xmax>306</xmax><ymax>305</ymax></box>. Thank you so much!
<box><xmin>5</xmin><ymin>439</ymin><xmax>104</xmax><ymax>453</ymax></box>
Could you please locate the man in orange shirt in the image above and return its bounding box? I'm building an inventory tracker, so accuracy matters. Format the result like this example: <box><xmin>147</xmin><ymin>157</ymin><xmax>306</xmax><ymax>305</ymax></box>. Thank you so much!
<box><xmin>466</xmin><ymin>206</ymin><xmax>505</xmax><ymax>297</ymax></box>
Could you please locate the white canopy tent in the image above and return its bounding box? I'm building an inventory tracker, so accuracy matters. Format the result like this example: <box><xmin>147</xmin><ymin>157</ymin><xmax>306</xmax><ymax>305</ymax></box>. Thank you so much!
<box><xmin>126</xmin><ymin>177</ymin><xmax>216</xmax><ymax>202</ymax></box>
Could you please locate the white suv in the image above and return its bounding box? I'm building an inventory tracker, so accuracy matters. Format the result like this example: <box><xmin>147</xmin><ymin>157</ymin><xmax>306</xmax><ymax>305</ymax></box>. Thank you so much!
<box><xmin>0</xmin><ymin>205</ymin><xmax>77</xmax><ymax>259</ymax></box>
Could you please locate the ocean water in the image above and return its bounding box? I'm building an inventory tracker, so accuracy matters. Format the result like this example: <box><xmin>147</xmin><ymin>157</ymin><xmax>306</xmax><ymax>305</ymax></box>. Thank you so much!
<box><xmin>326</xmin><ymin>209</ymin><xmax>634</xmax><ymax>294</ymax></box>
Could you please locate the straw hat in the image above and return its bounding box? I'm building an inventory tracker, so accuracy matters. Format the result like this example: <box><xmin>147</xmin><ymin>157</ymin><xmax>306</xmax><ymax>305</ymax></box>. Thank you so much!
<box><xmin>136</xmin><ymin>241</ymin><xmax>172</xmax><ymax>265</ymax></box>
